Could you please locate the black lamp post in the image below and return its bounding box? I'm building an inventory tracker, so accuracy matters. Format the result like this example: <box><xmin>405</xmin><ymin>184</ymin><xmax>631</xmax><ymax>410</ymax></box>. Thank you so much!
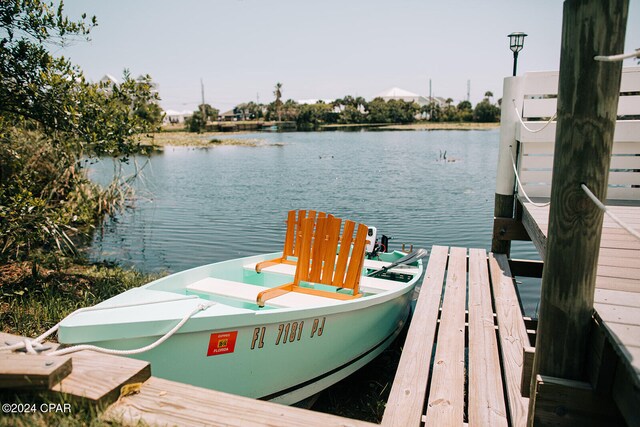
<box><xmin>508</xmin><ymin>32</ymin><xmax>527</xmax><ymax>76</ymax></box>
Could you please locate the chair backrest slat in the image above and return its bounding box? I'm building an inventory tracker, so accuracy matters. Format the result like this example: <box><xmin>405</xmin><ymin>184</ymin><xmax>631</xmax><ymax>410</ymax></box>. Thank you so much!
<box><xmin>343</xmin><ymin>223</ymin><xmax>368</xmax><ymax>293</ymax></box>
<box><xmin>332</xmin><ymin>220</ymin><xmax>355</xmax><ymax>287</ymax></box>
<box><xmin>282</xmin><ymin>210</ymin><xmax>297</xmax><ymax>257</ymax></box>
<box><xmin>319</xmin><ymin>216</ymin><xmax>342</xmax><ymax>285</ymax></box>
<box><xmin>293</xmin><ymin>217</ymin><xmax>314</xmax><ymax>284</ymax></box>
<box><xmin>309</xmin><ymin>215</ymin><xmax>329</xmax><ymax>282</ymax></box>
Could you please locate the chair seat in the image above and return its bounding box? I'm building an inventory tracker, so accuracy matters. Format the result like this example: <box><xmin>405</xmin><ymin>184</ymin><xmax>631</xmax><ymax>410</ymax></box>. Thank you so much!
<box><xmin>243</xmin><ymin>261</ymin><xmax>412</xmax><ymax>294</ymax></box>
<box><xmin>186</xmin><ymin>278</ymin><xmax>337</xmax><ymax>308</ymax></box>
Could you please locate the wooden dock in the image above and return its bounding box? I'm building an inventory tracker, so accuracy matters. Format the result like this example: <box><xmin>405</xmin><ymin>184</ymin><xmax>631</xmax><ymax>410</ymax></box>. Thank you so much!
<box><xmin>381</xmin><ymin>246</ymin><xmax>530</xmax><ymax>426</ymax></box>
<box><xmin>520</xmin><ymin>199</ymin><xmax>640</xmax><ymax>425</ymax></box>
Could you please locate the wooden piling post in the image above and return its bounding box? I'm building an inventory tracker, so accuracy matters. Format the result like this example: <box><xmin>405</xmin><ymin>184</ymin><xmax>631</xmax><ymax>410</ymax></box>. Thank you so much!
<box><xmin>529</xmin><ymin>0</ymin><xmax>628</xmax><ymax>424</ymax></box>
<box><xmin>492</xmin><ymin>76</ymin><xmax>524</xmax><ymax>255</ymax></box>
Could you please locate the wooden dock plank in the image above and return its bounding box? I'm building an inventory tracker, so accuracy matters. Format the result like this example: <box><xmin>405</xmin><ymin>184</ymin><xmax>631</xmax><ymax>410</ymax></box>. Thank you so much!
<box><xmin>381</xmin><ymin>245</ymin><xmax>449</xmax><ymax>427</ymax></box>
<box><xmin>424</xmin><ymin>247</ymin><xmax>467</xmax><ymax>425</ymax></box>
<box><xmin>52</xmin><ymin>350</ymin><xmax>151</xmax><ymax>405</ymax></box>
<box><xmin>595</xmin><ymin>276</ymin><xmax>640</xmax><ymax>293</ymax></box>
<box><xmin>519</xmin><ymin>198</ymin><xmax>640</xmax><ymax>424</ymax></box>
<box><xmin>0</xmin><ymin>354</ymin><xmax>72</xmax><ymax>389</ymax></box>
<box><xmin>595</xmin><ymin>289</ymin><xmax>640</xmax><ymax>308</ymax></box>
<box><xmin>489</xmin><ymin>253</ymin><xmax>530</xmax><ymax>427</ymax></box>
<box><xmin>103</xmin><ymin>376</ymin><xmax>376</xmax><ymax>427</ymax></box>
<box><xmin>468</xmin><ymin>248</ymin><xmax>508</xmax><ymax>427</ymax></box>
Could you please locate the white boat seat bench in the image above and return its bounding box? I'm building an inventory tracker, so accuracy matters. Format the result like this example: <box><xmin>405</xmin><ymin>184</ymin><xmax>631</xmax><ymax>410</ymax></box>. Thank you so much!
<box><xmin>243</xmin><ymin>262</ymin><xmax>412</xmax><ymax>294</ymax></box>
<box><xmin>186</xmin><ymin>278</ymin><xmax>337</xmax><ymax>308</ymax></box>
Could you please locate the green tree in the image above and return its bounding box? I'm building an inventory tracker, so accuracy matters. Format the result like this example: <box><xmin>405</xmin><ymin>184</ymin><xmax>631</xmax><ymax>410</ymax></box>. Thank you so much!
<box><xmin>473</xmin><ymin>99</ymin><xmax>500</xmax><ymax>122</ymax></box>
<box><xmin>296</xmin><ymin>102</ymin><xmax>335</xmax><ymax>130</ymax></box>
<box><xmin>273</xmin><ymin>82</ymin><xmax>283</xmax><ymax>121</ymax></box>
<box><xmin>0</xmin><ymin>1</ymin><xmax>161</xmax><ymax>262</ymax></box>
<box><xmin>185</xmin><ymin>104</ymin><xmax>219</xmax><ymax>132</ymax></box>
<box><xmin>422</xmin><ymin>101</ymin><xmax>441</xmax><ymax>122</ymax></box>
<box><xmin>456</xmin><ymin>100</ymin><xmax>474</xmax><ymax>122</ymax></box>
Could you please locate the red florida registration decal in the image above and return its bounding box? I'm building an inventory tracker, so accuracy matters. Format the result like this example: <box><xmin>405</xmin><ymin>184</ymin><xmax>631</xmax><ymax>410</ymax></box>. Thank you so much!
<box><xmin>207</xmin><ymin>331</ymin><xmax>238</xmax><ymax>356</ymax></box>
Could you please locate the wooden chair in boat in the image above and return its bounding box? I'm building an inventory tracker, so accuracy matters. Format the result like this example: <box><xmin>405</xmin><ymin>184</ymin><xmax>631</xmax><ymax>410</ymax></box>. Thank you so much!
<box><xmin>256</xmin><ymin>215</ymin><xmax>369</xmax><ymax>307</ymax></box>
<box><xmin>255</xmin><ymin>209</ymin><xmax>332</xmax><ymax>273</ymax></box>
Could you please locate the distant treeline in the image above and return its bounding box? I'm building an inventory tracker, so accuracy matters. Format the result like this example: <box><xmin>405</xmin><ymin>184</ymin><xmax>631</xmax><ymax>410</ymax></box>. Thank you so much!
<box><xmin>186</xmin><ymin>93</ymin><xmax>501</xmax><ymax>132</ymax></box>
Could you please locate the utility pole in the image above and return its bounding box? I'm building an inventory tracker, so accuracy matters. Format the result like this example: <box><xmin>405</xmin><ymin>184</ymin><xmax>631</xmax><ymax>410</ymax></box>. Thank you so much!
<box><xmin>429</xmin><ymin>78</ymin><xmax>433</xmax><ymax>120</ymax></box>
<box><xmin>200</xmin><ymin>78</ymin><xmax>207</xmax><ymax>126</ymax></box>
<box><xmin>467</xmin><ymin>80</ymin><xmax>470</xmax><ymax>102</ymax></box>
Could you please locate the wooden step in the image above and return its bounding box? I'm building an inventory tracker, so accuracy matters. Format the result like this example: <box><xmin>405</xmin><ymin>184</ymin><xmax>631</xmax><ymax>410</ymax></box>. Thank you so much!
<box><xmin>1</xmin><ymin>332</ymin><xmax>150</xmax><ymax>405</ymax></box>
<box><xmin>52</xmin><ymin>350</ymin><xmax>150</xmax><ymax>405</ymax></box>
<box><xmin>102</xmin><ymin>376</ymin><xmax>376</xmax><ymax>427</ymax></box>
<box><xmin>0</xmin><ymin>354</ymin><xmax>72</xmax><ymax>390</ymax></box>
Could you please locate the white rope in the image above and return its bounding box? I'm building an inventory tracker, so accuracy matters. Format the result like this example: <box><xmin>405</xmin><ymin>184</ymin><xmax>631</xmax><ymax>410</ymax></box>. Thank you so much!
<box><xmin>1</xmin><ymin>295</ymin><xmax>202</xmax><ymax>353</ymax></box>
<box><xmin>509</xmin><ymin>149</ymin><xmax>551</xmax><ymax>208</ymax></box>
<box><xmin>47</xmin><ymin>301</ymin><xmax>214</xmax><ymax>357</ymax></box>
<box><xmin>581</xmin><ymin>184</ymin><xmax>640</xmax><ymax>241</ymax></box>
<box><xmin>512</xmin><ymin>99</ymin><xmax>557</xmax><ymax>134</ymax></box>
<box><xmin>594</xmin><ymin>49</ymin><xmax>640</xmax><ymax>62</ymax></box>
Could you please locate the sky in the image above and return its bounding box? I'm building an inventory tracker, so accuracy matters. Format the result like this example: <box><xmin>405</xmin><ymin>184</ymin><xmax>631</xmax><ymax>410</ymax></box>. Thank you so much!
<box><xmin>60</xmin><ymin>0</ymin><xmax>640</xmax><ymax>113</ymax></box>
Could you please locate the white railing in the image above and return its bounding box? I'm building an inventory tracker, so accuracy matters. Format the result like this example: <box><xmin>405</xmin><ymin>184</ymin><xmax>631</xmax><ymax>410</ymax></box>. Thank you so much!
<box><xmin>512</xmin><ymin>67</ymin><xmax>640</xmax><ymax>201</ymax></box>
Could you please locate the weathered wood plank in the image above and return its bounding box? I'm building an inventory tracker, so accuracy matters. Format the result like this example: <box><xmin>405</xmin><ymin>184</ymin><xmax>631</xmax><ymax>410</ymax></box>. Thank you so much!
<box><xmin>0</xmin><ymin>354</ymin><xmax>72</xmax><ymax>389</ymax></box>
<box><xmin>520</xmin><ymin>347</ymin><xmax>535</xmax><ymax>398</ymax></box>
<box><xmin>103</xmin><ymin>376</ymin><xmax>375</xmax><ymax>427</ymax></box>
<box><xmin>611</xmin><ymin>361</ymin><xmax>640</xmax><ymax>427</ymax></box>
<box><xmin>493</xmin><ymin>217</ymin><xmax>531</xmax><ymax>242</ymax></box>
<box><xmin>519</xmin><ymin>201</ymin><xmax>548</xmax><ymax>259</ymax></box>
<box><xmin>596</xmin><ymin>265</ymin><xmax>640</xmax><ymax>280</ymax></box>
<box><xmin>595</xmin><ymin>277</ymin><xmax>640</xmax><ymax>293</ymax></box>
<box><xmin>52</xmin><ymin>350</ymin><xmax>151</xmax><ymax>405</ymax></box>
<box><xmin>468</xmin><ymin>248</ymin><xmax>508</xmax><ymax>427</ymax></box>
<box><xmin>530</xmin><ymin>375</ymin><xmax>624</xmax><ymax>426</ymax></box>
<box><xmin>489</xmin><ymin>253</ymin><xmax>530</xmax><ymax>427</ymax></box>
<box><xmin>381</xmin><ymin>245</ymin><xmax>449</xmax><ymax>427</ymax></box>
<box><xmin>424</xmin><ymin>247</ymin><xmax>466</xmax><ymax>426</ymax></box>
<box><xmin>595</xmin><ymin>289</ymin><xmax>640</xmax><ymax>307</ymax></box>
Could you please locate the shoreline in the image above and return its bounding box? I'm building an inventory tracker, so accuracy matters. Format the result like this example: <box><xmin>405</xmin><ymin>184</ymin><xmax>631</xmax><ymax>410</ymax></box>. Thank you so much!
<box><xmin>148</xmin><ymin>122</ymin><xmax>499</xmax><ymax>147</ymax></box>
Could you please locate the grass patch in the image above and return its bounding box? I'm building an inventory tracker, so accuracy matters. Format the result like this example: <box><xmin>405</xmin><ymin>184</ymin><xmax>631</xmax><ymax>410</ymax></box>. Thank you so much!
<box><xmin>0</xmin><ymin>259</ymin><xmax>155</xmax><ymax>426</ymax></box>
<box><xmin>140</xmin><ymin>132</ymin><xmax>265</xmax><ymax>147</ymax></box>
<box><xmin>0</xmin><ymin>260</ymin><xmax>156</xmax><ymax>338</ymax></box>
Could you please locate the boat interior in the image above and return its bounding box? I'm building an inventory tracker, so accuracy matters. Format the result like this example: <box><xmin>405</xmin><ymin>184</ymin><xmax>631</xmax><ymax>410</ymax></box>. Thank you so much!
<box><xmin>152</xmin><ymin>210</ymin><xmax>423</xmax><ymax>312</ymax></box>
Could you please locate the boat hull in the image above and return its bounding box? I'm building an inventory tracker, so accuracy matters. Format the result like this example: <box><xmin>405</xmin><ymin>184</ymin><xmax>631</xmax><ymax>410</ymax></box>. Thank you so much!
<box><xmin>58</xmin><ymin>251</ymin><xmax>421</xmax><ymax>404</ymax></box>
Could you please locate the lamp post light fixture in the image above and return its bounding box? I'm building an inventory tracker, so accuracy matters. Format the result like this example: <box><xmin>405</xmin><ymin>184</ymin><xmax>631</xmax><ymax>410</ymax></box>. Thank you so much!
<box><xmin>508</xmin><ymin>32</ymin><xmax>527</xmax><ymax>76</ymax></box>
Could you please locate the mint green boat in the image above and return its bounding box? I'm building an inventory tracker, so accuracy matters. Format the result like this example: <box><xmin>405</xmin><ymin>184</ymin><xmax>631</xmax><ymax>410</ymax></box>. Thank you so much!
<box><xmin>57</xmin><ymin>213</ymin><xmax>424</xmax><ymax>405</ymax></box>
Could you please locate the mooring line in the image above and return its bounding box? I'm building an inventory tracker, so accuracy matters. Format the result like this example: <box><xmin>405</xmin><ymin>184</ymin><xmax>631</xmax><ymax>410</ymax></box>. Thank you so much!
<box><xmin>509</xmin><ymin>149</ymin><xmax>551</xmax><ymax>208</ymax></box>
<box><xmin>512</xmin><ymin>99</ymin><xmax>557</xmax><ymax>134</ymax></box>
<box><xmin>594</xmin><ymin>49</ymin><xmax>640</xmax><ymax>62</ymax></box>
<box><xmin>1</xmin><ymin>295</ymin><xmax>206</xmax><ymax>355</ymax></box>
<box><xmin>581</xmin><ymin>184</ymin><xmax>640</xmax><ymax>241</ymax></box>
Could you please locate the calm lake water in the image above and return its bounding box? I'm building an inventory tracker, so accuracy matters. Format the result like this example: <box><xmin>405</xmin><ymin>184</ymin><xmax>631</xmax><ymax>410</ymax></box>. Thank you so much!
<box><xmin>88</xmin><ymin>129</ymin><xmax>541</xmax><ymax>315</ymax></box>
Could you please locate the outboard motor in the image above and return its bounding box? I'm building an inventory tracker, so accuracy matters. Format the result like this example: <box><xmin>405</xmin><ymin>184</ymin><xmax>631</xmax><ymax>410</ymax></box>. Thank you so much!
<box><xmin>365</xmin><ymin>226</ymin><xmax>377</xmax><ymax>254</ymax></box>
<box><xmin>380</xmin><ymin>235</ymin><xmax>390</xmax><ymax>253</ymax></box>
<box><xmin>367</xmin><ymin>229</ymin><xmax>392</xmax><ymax>259</ymax></box>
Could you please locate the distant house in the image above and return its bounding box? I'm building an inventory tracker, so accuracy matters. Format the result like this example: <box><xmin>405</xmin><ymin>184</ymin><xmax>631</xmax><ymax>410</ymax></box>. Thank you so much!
<box><xmin>297</xmin><ymin>99</ymin><xmax>335</xmax><ymax>105</ymax></box>
<box><xmin>220</xmin><ymin>109</ymin><xmax>241</xmax><ymax>121</ymax></box>
<box><xmin>374</xmin><ymin>87</ymin><xmax>430</xmax><ymax>106</ymax></box>
<box><xmin>163</xmin><ymin>110</ymin><xmax>193</xmax><ymax>124</ymax></box>
<box><xmin>98</xmin><ymin>74</ymin><xmax>160</xmax><ymax>103</ymax></box>
<box><xmin>98</xmin><ymin>74</ymin><xmax>118</xmax><ymax>95</ymax></box>
<box><xmin>136</xmin><ymin>74</ymin><xmax>159</xmax><ymax>102</ymax></box>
